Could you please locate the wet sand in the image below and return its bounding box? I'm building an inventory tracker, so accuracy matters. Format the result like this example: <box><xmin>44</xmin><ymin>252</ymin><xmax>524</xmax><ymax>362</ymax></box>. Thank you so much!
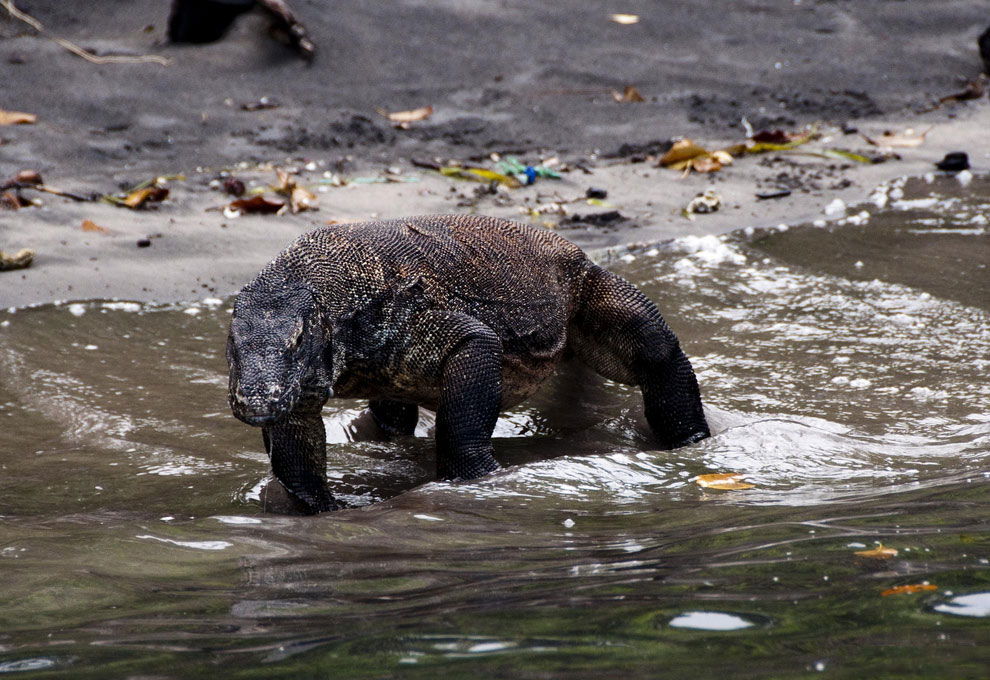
<box><xmin>1</xmin><ymin>0</ymin><xmax>988</xmax><ymax>307</ymax></box>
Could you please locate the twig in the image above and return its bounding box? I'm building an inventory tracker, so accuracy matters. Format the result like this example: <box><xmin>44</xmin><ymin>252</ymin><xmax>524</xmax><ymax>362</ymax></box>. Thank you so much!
<box><xmin>1</xmin><ymin>0</ymin><xmax>171</xmax><ymax>66</ymax></box>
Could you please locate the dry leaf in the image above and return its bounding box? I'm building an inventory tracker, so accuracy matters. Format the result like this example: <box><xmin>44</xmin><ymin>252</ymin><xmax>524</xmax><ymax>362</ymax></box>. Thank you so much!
<box><xmin>609</xmin><ymin>13</ymin><xmax>640</xmax><ymax>24</ymax></box>
<box><xmin>612</xmin><ymin>85</ymin><xmax>645</xmax><ymax>103</ymax></box>
<box><xmin>0</xmin><ymin>110</ymin><xmax>37</xmax><ymax>125</ymax></box>
<box><xmin>690</xmin><ymin>155</ymin><xmax>724</xmax><ymax>173</ymax></box>
<box><xmin>658</xmin><ymin>139</ymin><xmax>710</xmax><ymax>168</ymax></box>
<box><xmin>861</xmin><ymin>127</ymin><xmax>931</xmax><ymax>149</ymax></box>
<box><xmin>228</xmin><ymin>195</ymin><xmax>285</xmax><ymax>215</ymax></box>
<box><xmin>1</xmin><ymin>190</ymin><xmax>29</xmax><ymax>209</ymax></box>
<box><xmin>881</xmin><ymin>583</ymin><xmax>937</xmax><ymax>597</ymax></box>
<box><xmin>81</xmin><ymin>219</ymin><xmax>111</xmax><ymax>234</ymax></box>
<box><xmin>854</xmin><ymin>544</ymin><xmax>898</xmax><ymax>559</ymax></box>
<box><xmin>938</xmin><ymin>76</ymin><xmax>986</xmax><ymax>104</ymax></box>
<box><xmin>123</xmin><ymin>186</ymin><xmax>169</xmax><ymax>209</ymax></box>
<box><xmin>375</xmin><ymin>105</ymin><xmax>434</xmax><ymax>125</ymax></box>
<box><xmin>13</xmin><ymin>170</ymin><xmax>43</xmax><ymax>186</ymax></box>
<box><xmin>0</xmin><ymin>248</ymin><xmax>35</xmax><ymax>271</ymax></box>
<box><xmin>695</xmin><ymin>472</ymin><xmax>754</xmax><ymax>490</ymax></box>
<box><xmin>289</xmin><ymin>185</ymin><xmax>317</xmax><ymax>213</ymax></box>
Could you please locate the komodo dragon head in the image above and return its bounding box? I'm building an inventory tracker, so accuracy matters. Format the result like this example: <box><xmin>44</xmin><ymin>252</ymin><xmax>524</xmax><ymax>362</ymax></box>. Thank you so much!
<box><xmin>226</xmin><ymin>282</ymin><xmax>328</xmax><ymax>426</ymax></box>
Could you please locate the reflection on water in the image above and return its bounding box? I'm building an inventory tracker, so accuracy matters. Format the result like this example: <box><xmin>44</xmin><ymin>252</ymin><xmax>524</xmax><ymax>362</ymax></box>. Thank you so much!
<box><xmin>0</xmin><ymin>175</ymin><xmax>987</xmax><ymax>677</ymax></box>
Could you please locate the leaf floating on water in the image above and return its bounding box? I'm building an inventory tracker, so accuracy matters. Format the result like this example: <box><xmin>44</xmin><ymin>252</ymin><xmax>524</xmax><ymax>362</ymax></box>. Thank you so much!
<box><xmin>695</xmin><ymin>473</ymin><xmax>754</xmax><ymax>490</ymax></box>
<box><xmin>881</xmin><ymin>583</ymin><xmax>937</xmax><ymax>597</ymax></box>
<box><xmin>861</xmin><ymin>127</ymin><xmax>932</xmax><ymax>148</ymax></box>
<box><xmin>81</xmin><ymin>219</ymin><xmax>111</xmax><ymax>234</ymax></box>
<box><xmin>375</xmin><ymin>105</ymin><xmax>434</xmax><ymax>129</ymax></box>
<box><xmin>0</xmin><ymin>248</ymin><xmax>35</xmax><ymax>271</ymax></box>
<box><xmin>854</xmin><ymin>544</ymin><xmax>898</xmax><ymax>559</ymax></box>
<box><xmin>0</xmin><ymin>109</ymin><xmax>37</xmax><ymax>125</ymax></box>
<box><xmin>609</xmin><ymin>13</ymin><xmax>640</xmax><ymax>24</ymax></box>
<box><xmin>612</xmin><ymin>85</ymin><xmax>645</xmax><ymax>103</ymax></box>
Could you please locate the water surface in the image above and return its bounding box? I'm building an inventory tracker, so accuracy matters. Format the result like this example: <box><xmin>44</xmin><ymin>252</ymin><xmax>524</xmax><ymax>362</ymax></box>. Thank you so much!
<box><xmin>1</xmin><ymin>175</ymin><xmax>988</xmax><ymax>678</ymax></box>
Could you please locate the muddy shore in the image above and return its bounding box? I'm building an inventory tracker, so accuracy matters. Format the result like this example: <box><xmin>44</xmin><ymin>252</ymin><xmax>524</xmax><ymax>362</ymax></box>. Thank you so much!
<box><xmin>1</xmin><ymin>0</ymin><xmax>988</xmax><ymax>307</ymax></box>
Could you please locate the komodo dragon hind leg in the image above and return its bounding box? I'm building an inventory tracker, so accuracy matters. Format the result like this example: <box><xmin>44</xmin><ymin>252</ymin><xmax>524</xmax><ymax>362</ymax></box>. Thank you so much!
<box><xmin>401</xmin><ymin>311</ymin><xmax>502</xmax><ymax>481</ymax></box>
<box><xmin>369</xmin><ymin>400</ymin><xmax>419</xmax><ymax>435</ymax></box>
<box><xmin>570</xmin><ymin>265</ymin><xmax>710</xmax><ymax>449</ymax></box>
<box><xmin>262</xmin><ymin>395</ymin><xmax>339</xmax><ymax>513</ymax></box>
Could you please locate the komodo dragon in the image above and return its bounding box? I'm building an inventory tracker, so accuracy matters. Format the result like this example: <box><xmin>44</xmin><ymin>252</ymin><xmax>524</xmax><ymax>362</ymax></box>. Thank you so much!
<box><xmin>227</xmin><ymin>215</ymin><xmax>710</xmax><ymax>513</ymax></box>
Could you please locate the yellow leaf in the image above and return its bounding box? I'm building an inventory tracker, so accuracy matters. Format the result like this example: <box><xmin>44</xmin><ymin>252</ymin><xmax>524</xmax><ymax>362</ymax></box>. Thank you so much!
<box><xmin>881</xmin><ymin>583</ymin><xmax>937</xmax><ymax>597</ymax></box>
<box><xmin>659</xmin><ymin>139</ymin><xmax>710</xmax><ymax>167</ymax></box>
<box><xmin>695</xmin><ymin>473</ymin><xmax>754</xmax><ymax>490</ymax></box>
<box><xmin>123</xmin><ymin>186</ymin><xmax>168</xmax><ymax>208</ymax></box>
<box><xmin>854</xmin><ymin>544</ymin><xmax>898</xmax><ymax>559</ymax></box>
<box><xmin>0</xmin><ymin>110</ymin><xmax>37</xmax><ymax>125</ymax></box>
<box><xmin>610</xmin><ymin>13</ymin><xmax>639</xmax><ymax>24</ymax></box>
<box><xmin>690</xmin><ymin>155</ymin><xmax>723</xmax><ymax>173</ymax></box>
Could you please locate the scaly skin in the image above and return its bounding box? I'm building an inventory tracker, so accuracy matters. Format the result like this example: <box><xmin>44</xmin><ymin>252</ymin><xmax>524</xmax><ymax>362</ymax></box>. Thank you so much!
<box><xmin>227</xmin><ymin>215</ymin><xmax>710</xmax><ymax>513</ymax></box>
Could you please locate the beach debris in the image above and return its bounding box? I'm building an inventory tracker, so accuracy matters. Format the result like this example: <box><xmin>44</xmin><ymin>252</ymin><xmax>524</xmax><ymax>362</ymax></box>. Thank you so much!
<box><xmin>938</xmin><ymin>75</ymin><xmax>986</xmax><ymax>105</ymax></box>
<box><xmin>799</xmin><ymin>148</ymin><xmax>875</xmax><ymax>164</ymax></box>
<box><xmin>81</xmin><ymin>219</ymin><xmax>111</xmax><ymax>234</ymax></box>
<box><xmin>980</xmin><ymin>24</ymin><xmax>990</xmax><ymax>75</ymax></box>
<box><xmin>854</xmin><ymin>544</ymin><xmax>898</xmax><ymax>560</ymax></box>
<box><xmin>241</xmin><ymin>96</ymin><xmax>280</xmax><ymax>112</ymax></box>
<box><xmin>609</xmin><ymin>13</ymin><xmax>639</xmax><ymax>24</ymax></box>
<box><xmin>881</xmin><ymin>583</ymin><xmax>937</xmax><ymax>597</ymax></box>
<box><xmin>1</xmin><ymin>169</ymin><xmax>92</xmax><ymax>203</ymax></box>
<box><xmin>226</xmin><ymin>195</ymin><xmax>285</xmax><ymax>216</ymax></box>
<box><xmin>222</xmin><ymin>177</ymin><xmax>246</xmax><ymax>196</ymax></box>
<box><xmin>104</xmin><ymin>176</ymin><xmax>179</xmax><ymax>209</ymax></box>
<box><xmin>567</xmin><ymin>210</ymin><xmax>626</xmax><ymax>228</ymax></box>
<box><xmin>494</xmin><ymin>156</ymin><xmax>561</xmax><ymax>185</ymax></box>
<box><xmin>273</xmin><ymin>167</ymin><xmax>317</xmax><ymax>213</ymax></box>
<box><xmin>612</xmin><ymin>85</ymin><xmax>645</xmax><ymax>103</ymax></box>
<box><xmin>1</xmin><ymin>189</ymin><xmax>31</xmax><ymax>209</ymax></box>
<box><xmin>586</xmin><ymin>187</ymin><xmax>608</xmax><ymax>200</ymax></box>
<box><xmin>694</xmin><ymin>472</ymin><xmax>754</xmax><ymax>490</ymax></box>
<box><xmin>756</xmin><ymin>188</ymin><xmax>792</xmax><ymax>200</ymax></box>
<box><xmin>4</xmin><ymin>0</ymin><xmax>169</xmax><ymax>65</ymax></box>
<box><xmin>683</xmin><ymin>189</ymin><xmax>722</xmax><ymax>218</ymax></box>
<box><xmin>935</xmin><ymin>152</ymin><xmax>970</xmax><ymax>172</ymax></box>
<box><xmin>136</xmin><ymin>238</ymin><xmax>152</xmax><ymax>248</ymax></box>
<box><xmin>0</xmin><ymin>109</ymin><xmax>36</xmax><ymax>125</ymax></box>
<box><xmin>861</xmin><ymin>127</ymin><xmax>931</xmax><ymax>149</ymax></box>
<box><xmin>168</xmin><ymin>0</ymin><xmax>314</xmax><ymax>60</ymax></box>
<box><xmin>375</xmin><ymin>105</ymin><xmax>434</xmax><ymax>129</ymax></box>
<box><xmin>0</xmin><ymin>248</ymin><xmax>34</xmax><ymax>271</ymax></box>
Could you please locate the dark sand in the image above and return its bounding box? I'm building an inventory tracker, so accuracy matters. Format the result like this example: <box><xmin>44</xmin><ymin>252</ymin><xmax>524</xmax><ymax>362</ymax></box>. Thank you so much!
<box><xmin>1</xmin><ymin>0</ymin><xmax>988</xmax><ymax>306</ymax></box>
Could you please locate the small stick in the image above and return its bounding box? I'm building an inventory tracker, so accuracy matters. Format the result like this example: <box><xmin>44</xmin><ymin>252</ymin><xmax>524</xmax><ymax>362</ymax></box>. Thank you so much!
<box><xmin>1</xmin><ymin>0</ymin><xmax>171</xmax><ymax>66</ymax></box>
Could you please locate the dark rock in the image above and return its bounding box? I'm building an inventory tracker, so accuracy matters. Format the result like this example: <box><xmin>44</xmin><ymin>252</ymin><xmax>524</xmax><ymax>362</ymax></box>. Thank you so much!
<box><xmin>168</xmin><ymin>0</ymin><xmax>255</xmax><ymax>44</ymax></box>
<box><xmin>935</xmin><ymin>152</ymin><xmax>970</xmax><ymax>172</ymax></box>
<box><xmin>585</xmin><ymin>187</ymin><xmax>607</xmax><ymax>200</ymax></box>
<box><xmin>980</xmin><ymin>25</ymin><xmax>990</xmax><ymax>75</ymax></box>
<box><xmin>136</xmin><ymin>238</ymin><xmax>152</xmax><ymax>248</ymax></box>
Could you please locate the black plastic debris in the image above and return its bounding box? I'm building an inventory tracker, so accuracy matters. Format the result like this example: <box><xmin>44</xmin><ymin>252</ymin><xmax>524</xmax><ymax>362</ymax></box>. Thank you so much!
<box><xmin>935</xmin><ymin>152</ymin><xmax>970</xmax><ymax>172</ymax></box>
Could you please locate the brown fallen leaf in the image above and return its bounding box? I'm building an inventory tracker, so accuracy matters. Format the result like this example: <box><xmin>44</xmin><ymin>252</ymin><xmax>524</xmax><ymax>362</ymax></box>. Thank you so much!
<box><xmin>1</xmin><ymin>190</ymin><xmax>29</xmax><ymax>209</ymax></box>
<box><xmin>881</xmin><ymin>583</ymin><xmax>937</xmax><ymax>597</ymax></box>
<box><xmin>609</xmin><ymin>13</ymin><xmax>640</xmax><ymax>24</ymax></box>
<box><xmin>228</xmin><ymin>195</ymin><xmax>285</xmax><ymax>215</ymax></box>
<box><xmin>0</xmin><ymin>248</ymin><xmax>35</xmax><ymax>271</ymax></box>
<box><xmin>854</xmin><ymin>544</ymin><xmax>898</xmax><ymax>560</ymax></box>
<box><xmin>375</xmin><ymin>105</ymin><xmax>434</xmax><ymax>128</ymax></box>
<box><xmin>861</xmin><ymin>127</ymin><xmax>932</xmax><ymax>149</ymax></box>
<box><xmin>272</xmin><ymin>168</ymin><xmax>317</xmax><ymax>213</ymax></box>
<box><xmin>123</xmin><ymin>186</ymin><xmax>169</xmax><ymax>209</ymax></box>
<box><xmin>81</xmin><ymin>219</ymin><xmax>111</xmax><ymax>234</ymax></box>
<box><xmin>0</xmin><ymin>110</ymin><xmax>37</xmax><ymax>125</ymax></box>
<box><xmin>695</xmin><ymin>472</ymin><xmax>754</xmax><ymax>490</ymax></box>
<box><xmin>12</xmin><ymin>169</ymin><xmax>42</xmax><ymax>186</ymax></box>
<box><xmin>658</xmin><ymin>139</ymin><xmax>710</xmax><ymax>168</ymax></box>
<box><xmin>612</xmin><ymin>85</ymin><xmax>645</xmax><ymax>103</ymax></box>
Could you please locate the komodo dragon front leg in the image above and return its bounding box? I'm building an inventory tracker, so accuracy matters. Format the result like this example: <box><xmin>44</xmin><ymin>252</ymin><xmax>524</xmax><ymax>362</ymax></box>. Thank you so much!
<box><xmin>262</xmin><ymin>393</ymin><xmax>339</xmax><ymax>512</ymax></box>
<box><xmin>570</xmin><ymin>265</ymin><xmax>710</xmax><ymax>449</ymax></box>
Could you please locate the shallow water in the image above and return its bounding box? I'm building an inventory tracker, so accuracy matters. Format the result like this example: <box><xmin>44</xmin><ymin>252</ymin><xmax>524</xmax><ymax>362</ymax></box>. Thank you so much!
<box><xmin>0</xmin><ymin>175</ymin><xmax>988</xmax><ymax>678</ymax></box>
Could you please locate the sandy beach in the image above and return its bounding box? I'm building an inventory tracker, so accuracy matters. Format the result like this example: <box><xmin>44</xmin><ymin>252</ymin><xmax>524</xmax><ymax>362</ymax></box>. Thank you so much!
<box><xmin>1</xmin><ymin>0</ymin><xmax>987</xmax><ymax>307</ymax></box>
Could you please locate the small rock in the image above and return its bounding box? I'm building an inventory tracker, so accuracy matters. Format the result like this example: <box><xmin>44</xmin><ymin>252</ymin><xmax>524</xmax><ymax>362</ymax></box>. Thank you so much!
<box><xmin>136</xmin><ymin>238</ymin><xmax>152</xmax><ymax>248</ymax></box>
<box><xmin>935</xmin><ymin>152</ymin><xmax>969</xmax><ymax>172</ymax></box>
<box><xmin>585</xmin><ymin>187</ymin><xmax>608</xmax><ymax>199</ymax></box>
